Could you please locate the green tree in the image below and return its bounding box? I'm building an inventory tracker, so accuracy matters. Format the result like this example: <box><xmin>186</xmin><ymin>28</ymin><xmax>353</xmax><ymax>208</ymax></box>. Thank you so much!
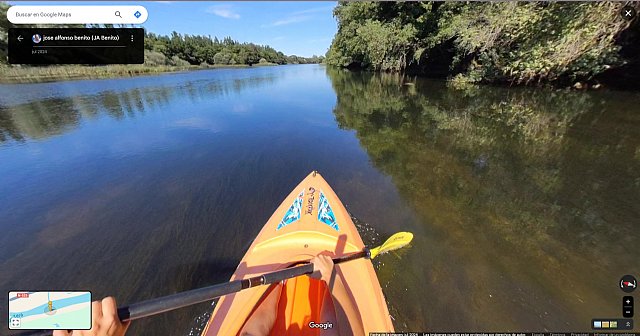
<box><xmin>142</xmin><ymin>31</ymin><xmax>321</xmax><ymax>66</ymax></box>
<box><xmin>213</xmin><ymin>52</ymin><xmax>232</xmax><ymax>65</ymax></box>
<box><xmin>326</xmin><ymin>2</ymin><xmax>640</xmax><ymax>85</ymax></box>
<box><xmin>0</xmin><ymin>2</ymin><xmax>12</xmax><ymax>63</ymax></box>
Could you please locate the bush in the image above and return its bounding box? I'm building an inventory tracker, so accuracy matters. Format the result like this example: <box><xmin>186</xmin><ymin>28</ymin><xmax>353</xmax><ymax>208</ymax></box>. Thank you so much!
<box><xmin>169</xmin><ymin>55</ymin><xmax>190</xmax><ymax>67</ymax></box>
<box><xmin>144</xmin><ymin>50</ymin><xmax>168</xmax><ymax>66</ymax></box>
<box><xmin>213</xmin><ymin>52</ymin><xmax>232</xmax><ymax>65</ymax></box>
<box><xmin>327</xmin><ymin>2</ymin><xmax>639</xmax><ymax>84</ymax></box>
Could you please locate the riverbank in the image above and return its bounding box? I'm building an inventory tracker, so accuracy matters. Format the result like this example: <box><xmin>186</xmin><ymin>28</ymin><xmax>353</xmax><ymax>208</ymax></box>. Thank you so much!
<box><xmin>326</xmin><ymin>2</ymin><xmax>639</xmax><ymax>88</ymax></box>
<box><xmin>0</xmin><ymin>63</ymin><xmax>280</xmax><ymax>84</ymax></box>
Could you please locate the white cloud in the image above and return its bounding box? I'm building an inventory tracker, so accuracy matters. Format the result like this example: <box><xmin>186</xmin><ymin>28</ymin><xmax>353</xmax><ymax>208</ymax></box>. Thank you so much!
<box><xmin>262</xmin><ymin>5</ymin><xmax>333</xmax><ymax>28</ymax></box>
<box><xmin>291</xmin><ymin>5</ymin><xmax>335</xmax><ymax>16</ymax></box>
<box><xmin>263</xmin><ymin>15</ymin><xmax>310</xmax><ymax>28</ymax></box>
<box><xmin>206</xmin><ymin>5</ymin><xmax>240</xmax><ymax>19</ymax></box>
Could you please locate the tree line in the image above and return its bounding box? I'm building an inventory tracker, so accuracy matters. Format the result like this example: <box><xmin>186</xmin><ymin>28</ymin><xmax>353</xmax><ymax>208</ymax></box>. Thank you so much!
<box><xmin>144</xmin><ymin>32</ymin><xmax>324</xmax><ymax>67</ymax></box>
<box><xmin>0</xmin><ymin>2</ymin><xmax>323</xmax><ymax>67</ymax></box>
<box><xmin>326</xmin><ymin>2</ymin><xmax>640</xmax><ymax>86</ymax></box>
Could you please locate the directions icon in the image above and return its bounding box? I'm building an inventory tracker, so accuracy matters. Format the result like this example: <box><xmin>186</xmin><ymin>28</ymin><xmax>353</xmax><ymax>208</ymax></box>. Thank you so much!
<box><xmin>620</xmin><ymin>274</ymin><xmax>637</xmax><ymax>293</ymax></box>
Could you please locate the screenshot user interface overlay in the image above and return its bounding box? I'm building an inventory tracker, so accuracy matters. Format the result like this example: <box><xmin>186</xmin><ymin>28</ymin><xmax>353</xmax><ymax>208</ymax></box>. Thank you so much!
<box><xmin>3</xmin><ymin>2</ymin><xmax>638</xmax><ymax>335</ymax></box>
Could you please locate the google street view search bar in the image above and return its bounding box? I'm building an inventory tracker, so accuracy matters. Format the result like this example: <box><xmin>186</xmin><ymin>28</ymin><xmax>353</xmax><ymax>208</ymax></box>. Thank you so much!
<box><xmin>7</xmin><ymin>6</ymin><xmax>148</xmax><ymax>24</ymax></box>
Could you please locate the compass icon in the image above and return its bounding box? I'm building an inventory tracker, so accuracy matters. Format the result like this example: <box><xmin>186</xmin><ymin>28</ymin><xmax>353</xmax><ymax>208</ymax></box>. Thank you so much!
<box><xmin>620</xmin><ymin>275</ymin><xmax>637</xmax><ymax>293</ymax></box>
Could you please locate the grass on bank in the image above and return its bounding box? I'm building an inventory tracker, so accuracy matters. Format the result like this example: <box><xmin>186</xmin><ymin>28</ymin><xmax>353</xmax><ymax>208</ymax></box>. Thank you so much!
<box><xmin>0</xmin><ymin>62</ymin><xmax>279</xmax><ymax>84</ymax></box>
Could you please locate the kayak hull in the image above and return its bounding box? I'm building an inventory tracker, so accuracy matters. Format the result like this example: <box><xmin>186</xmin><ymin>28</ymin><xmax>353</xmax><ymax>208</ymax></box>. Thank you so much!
<box><xmin>202</xmin><ymin>171</ymin><xmax>393</xmax><ymax>335</ymax></box>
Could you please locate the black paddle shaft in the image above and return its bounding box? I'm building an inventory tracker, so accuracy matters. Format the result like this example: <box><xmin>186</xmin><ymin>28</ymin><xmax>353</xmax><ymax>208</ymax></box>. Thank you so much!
<box><xmin>10</xmin><ymin>250</ymin><xmax>370</xmax><ymax>336</ymax></box>
<box><xmin>118</xmin><ymin>249</ymin><xmax>369</xmax><ymax>321</ymax></box>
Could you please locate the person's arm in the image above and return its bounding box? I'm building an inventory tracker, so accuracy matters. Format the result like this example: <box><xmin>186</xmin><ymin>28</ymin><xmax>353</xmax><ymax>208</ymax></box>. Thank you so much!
<box><xmin>52</xmin><ymin>297</ymin><xmax>130</xmax><ymax>336</ymax></box>
<box><xmin>309</xmin><ymin>254</ymin><xmax>335</xmax><ymax>284</ymax></box>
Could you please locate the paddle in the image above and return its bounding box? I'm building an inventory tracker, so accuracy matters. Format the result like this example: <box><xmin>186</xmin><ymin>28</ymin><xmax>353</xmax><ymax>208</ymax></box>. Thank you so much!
<box><xmin>118</xmin><ymin>231</ymin><xmax>413</xmax><ymax>321</ymax></box>
<box><xmin>13</xmin><ymin>232</ymin><xmax>413</xmax><ymax>336</ymax></box>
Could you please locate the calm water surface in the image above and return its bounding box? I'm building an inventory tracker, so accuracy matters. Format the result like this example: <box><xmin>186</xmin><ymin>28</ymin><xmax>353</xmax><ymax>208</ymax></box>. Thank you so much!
<box><xmin>1</xmin><ymin>65</ymin><xmax>638</xmax><ymax>335</ymax></box>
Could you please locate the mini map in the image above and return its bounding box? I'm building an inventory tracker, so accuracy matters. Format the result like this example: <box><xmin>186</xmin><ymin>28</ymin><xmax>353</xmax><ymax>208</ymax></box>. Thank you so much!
<box><xmin>8</xmin><ymin>291</ymin><xmax>91</xmax><ymax>330</ymax></box>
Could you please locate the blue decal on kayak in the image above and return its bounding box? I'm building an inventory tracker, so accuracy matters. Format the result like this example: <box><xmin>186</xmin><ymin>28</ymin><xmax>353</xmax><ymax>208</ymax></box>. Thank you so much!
<box><xmin>277</xmin><ymin>191</ymin><xmax>304</xmax><ymax>230</ymax></box>
<box><xmin>318</xmin><ymin>192</ymin><xmax>339</xmax><ymax>231</ymax></box>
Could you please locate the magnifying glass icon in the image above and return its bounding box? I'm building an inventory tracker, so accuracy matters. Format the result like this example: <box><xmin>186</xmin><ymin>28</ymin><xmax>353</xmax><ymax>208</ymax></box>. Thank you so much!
<box><xmin>114</xmin><ymin>11</ymin><xmax>122</xmax><ymax>18</ymax></box>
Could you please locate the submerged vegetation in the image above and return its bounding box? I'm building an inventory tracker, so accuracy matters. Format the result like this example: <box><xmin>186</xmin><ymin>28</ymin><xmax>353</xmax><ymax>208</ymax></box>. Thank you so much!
<box><xmin>328</xmin><ymin>67</ymin><xmax>639</xmax><ymax>253</ymax></box>
<box><xmin>327</xmin><ymin>67</ymin><xmax>640</xmax><ymax>330</ymax></box>
<box><xmin>327</xmin><ymin>2</ymin><xmax>640</xmax><ymax>86</ymax></box>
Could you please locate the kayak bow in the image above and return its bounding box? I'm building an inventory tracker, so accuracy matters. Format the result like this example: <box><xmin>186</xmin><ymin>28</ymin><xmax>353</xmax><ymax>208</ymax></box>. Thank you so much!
<box><xmin>202</xmin><ymin>171</ymin><xmax>394</xmax><ymax>335</ymax></box>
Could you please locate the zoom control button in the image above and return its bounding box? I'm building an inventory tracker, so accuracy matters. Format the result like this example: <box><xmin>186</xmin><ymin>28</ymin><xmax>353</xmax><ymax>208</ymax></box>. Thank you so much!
<box><xmin>623</xmin><ymin>295</ymin><xmax>634</xmax><ymax>318</ymax></box>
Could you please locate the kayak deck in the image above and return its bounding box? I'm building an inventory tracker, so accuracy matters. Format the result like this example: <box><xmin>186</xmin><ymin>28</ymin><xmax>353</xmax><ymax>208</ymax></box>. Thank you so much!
<box><xmin>202</xmin><ymin>171</ymin><xmax>393</xmax><ymax>335</ymax></box>
<box><xmin>270</xmin><ymin>276</ymin><xmax>335</xmax><ymax>335</ymax></box>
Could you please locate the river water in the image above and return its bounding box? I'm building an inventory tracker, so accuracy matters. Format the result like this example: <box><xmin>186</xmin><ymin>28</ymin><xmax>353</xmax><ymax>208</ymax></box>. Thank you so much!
<box><xmin>1</xmin><ymin>64</ymin><xmax>638</xmax><ymax>335</ymax></box>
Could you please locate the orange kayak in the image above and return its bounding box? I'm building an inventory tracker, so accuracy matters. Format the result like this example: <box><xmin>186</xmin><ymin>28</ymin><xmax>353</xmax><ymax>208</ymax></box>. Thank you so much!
<box><xmin>202</xmin><ymin>171</ymin><xmax>394</xmax><ymax>335</ymax></box>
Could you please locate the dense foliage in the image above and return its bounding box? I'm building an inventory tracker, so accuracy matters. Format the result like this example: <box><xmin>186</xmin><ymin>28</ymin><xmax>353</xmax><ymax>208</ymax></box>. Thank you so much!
<box><xmin>144</xmin><ymin>32</ymin><xmax>323</xmax><ymax>66</ymax></box>
<box><xmin>0</xmin><ymin>2</ymin><xmax>322</xmax><ymax>67</ymax></box>
<box><xmin>326</xmin><ymin>2</ymin><xmax>640</xmax><ymax>84</ymax></box>
<box><xmin>0</xmin><ymin>2</ymin><xmax>9</xmax><ymax>62</ymax></box>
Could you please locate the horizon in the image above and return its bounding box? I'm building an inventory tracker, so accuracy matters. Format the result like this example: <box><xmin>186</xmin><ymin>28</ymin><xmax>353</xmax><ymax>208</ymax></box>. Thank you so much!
<box><xmin>8</xmin><ymin>1</ymin><xmax>339</xmax><ymax>57</ymax></box>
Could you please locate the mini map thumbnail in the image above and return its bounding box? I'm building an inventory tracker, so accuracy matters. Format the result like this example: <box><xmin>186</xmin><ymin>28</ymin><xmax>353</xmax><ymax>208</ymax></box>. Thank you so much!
<box><xmin>8</xmin><ymin>291</ymin><xmax>91</xmax><ymax>330</ymax></box>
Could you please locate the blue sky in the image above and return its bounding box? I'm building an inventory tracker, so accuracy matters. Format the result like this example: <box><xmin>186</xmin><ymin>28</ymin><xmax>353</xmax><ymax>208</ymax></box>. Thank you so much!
<box><xmin>10</xmin><ymin>1</ymin><xmax>339</xmax><ymax>57</ymax></box>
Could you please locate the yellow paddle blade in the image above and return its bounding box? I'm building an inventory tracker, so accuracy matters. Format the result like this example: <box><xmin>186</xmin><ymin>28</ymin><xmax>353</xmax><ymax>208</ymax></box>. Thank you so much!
<box><xmin>369</xmin><ymin>232</ymin><xmax>414</xmax><ymax>259</ymax></box>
